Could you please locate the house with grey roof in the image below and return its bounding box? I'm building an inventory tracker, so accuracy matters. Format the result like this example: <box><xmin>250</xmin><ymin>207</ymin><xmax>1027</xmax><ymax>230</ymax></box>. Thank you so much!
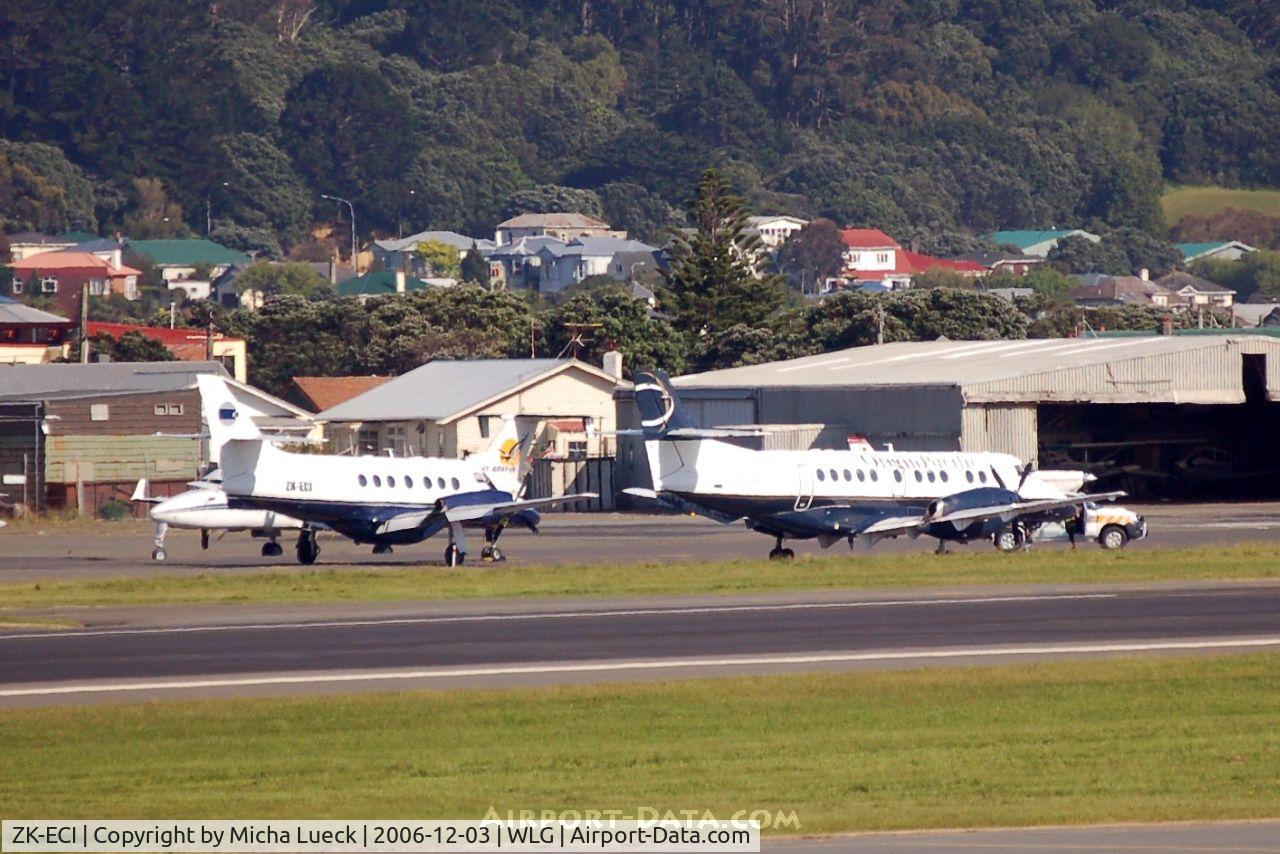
<box><xmin>536</xmin><ymin>237</ymin><xmax>661</xmax><ymax>293</ymax></box>
<box><xmin>1157</xmin><ymin>271</ymin><xmax>1237</xmax><ymax>309</ymax></box>
<box><xmin>484</xmin><ymin>236</ymin><xmax>568</xmax><ymax>290</ymax></box>
<box><xmin>315</xmin><ymin>358</ymin><xmax>623</xmax><ymax>460</ymax></box>
<box><xmin>1070</xmin><ymin>273</ymin><xmax>1178</xmax><ymax>308</ymax></box>
<box><xmin>494</xmin><ymin>212</ymin><xmax>624</xmax><ymax>245</ymax></box>
<box><xmin>371</xmin><ymin>230</ymin><xmax>494</xmax><ymax>277</ymax></box>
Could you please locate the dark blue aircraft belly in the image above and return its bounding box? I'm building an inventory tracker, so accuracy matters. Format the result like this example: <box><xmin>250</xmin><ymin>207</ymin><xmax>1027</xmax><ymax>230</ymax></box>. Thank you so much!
<box><xmin>669</xmin><ymin>492</ymin><xmax>930</xmax><ymax>539</ymax></box>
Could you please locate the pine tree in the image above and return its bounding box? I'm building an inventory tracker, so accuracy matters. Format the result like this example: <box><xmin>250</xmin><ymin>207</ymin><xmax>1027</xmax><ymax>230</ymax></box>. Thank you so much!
<box><xmin>460</xmin><ymin>241</ymin><xmax>491</xmax><ymax>289</ymax></box>
<box><xmin>661</xmin><ymin>168</ymin><xmax>788</xmax><ymax>335</ymax></box>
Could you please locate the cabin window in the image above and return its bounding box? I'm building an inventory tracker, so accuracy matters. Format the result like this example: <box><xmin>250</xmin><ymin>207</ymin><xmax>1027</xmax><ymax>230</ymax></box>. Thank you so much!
<box><xmin>978</xmin><ymin>471</ymin><xmax>988</xmax><ymax>484</ymax></box>
<box><xmin>405</xmin><ymin>476</ymin><xmax>414</xmax><ymax>488</ymax></box>
<box><xmin>965</xmin><ymin>471</ymin><xmax>974</xmax><ymax>484</ymax></box>
<box><xmin>827</xmin><ymin>468</ymin><xmax>837</xmax><ymax>481</ymax></box>
<box><xmin>843</xmin><ymin>469</ymin><xmax>851</xmax><ymax>481</ymax></box>
<box><xmin>451</xmin><ymin>477</ymin><xmax>460</xmax><ymax>490</ymax></box>
<box><xmin>940</xmin><ymin>471</ymin><xmax>949</xmax><ymax>483</ymax></box>
<box><xmin>437</xmin><ymin>477</ymin><xmax>446</xmax><ymax>489</ymax></box>
<box><xmin>387</xmin><ymin>475</ymin><xmax>396</xmax><ymax>487</ymax></box>
<box><xmin>372</xmin><ymin>475</ymin><xmax>382</xmax><ymax>487</ymax></box>
<box><xmin>816</xmin><ymin>469</ymin><xmax>825</xmax><ymax>482</ymax></box>
<box><xmin>893</xmin><ymin>470</ymin><xmax>902</xmax><ymax>483</ymax></box>
<box><xmin>358</xmin><ymin>475</ymin><xmax>367</xmax><ymax>487</ymax></box>
<box><xmin>857</xmin><ymin>470</ymin><xmax>865</xmax><ymax>482</ymax></box>
<box><xmin>927</xmin><ymin>471</ymin><xmax>936</xmax><ymax>483</ymax></box>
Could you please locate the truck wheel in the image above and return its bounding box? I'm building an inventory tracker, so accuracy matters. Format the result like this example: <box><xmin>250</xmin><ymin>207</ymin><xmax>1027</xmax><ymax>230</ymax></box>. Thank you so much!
<box><xmin>1098</xmin><ymin>524</ymin><xmax>1128</xmax><ymax>550</ymax></box>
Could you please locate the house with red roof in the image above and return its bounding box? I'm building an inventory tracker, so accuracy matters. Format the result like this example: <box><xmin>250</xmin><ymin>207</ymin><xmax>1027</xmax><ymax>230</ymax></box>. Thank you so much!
<box><xmin>7</xmin><ymin>251</ymin><xmax>142</xmax><ymax>315</ymax></box>
<box><xmin>86</xmin><ymin>321</ymin><xmax>248</xmax><ymax>383</ymax></box>
<box><xmin>838</xmin><ymin>229</ymin><xmax>987</xmax><ymax>290</ymax></box>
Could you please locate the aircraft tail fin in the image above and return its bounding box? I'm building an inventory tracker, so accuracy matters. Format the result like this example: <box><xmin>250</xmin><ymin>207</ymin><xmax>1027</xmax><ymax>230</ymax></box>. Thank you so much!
<box><xmin>474</xmin><ymin>415</ymin><xmax>538</xmax><ymax>495</ymax></box>
<box><xmin>634</xmin><ymin>370</ymin><xmax>697</xmax><ymax>439</ymax></box>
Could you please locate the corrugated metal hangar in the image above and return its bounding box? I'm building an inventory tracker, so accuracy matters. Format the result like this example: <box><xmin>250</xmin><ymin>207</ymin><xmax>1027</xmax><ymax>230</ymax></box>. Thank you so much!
<box><xmin>617</xmin><ymin>336</ymin><xmax>1280</xmax><ymax>499</ymax></box>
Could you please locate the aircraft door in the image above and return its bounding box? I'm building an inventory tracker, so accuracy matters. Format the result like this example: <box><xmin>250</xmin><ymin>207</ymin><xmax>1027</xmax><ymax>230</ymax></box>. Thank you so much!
<box><xmin>795</xmin><ymin>466</ymin><xmax>815</xmax><ymax>511</ymax></box>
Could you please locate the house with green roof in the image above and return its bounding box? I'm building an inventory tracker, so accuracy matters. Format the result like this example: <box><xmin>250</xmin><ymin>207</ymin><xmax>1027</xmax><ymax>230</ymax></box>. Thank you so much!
<box><xmin>1177</xmin><ymin>241</ymin><xmax>1256</xmax><ymax>264</ymax></box>
<box><xmin>124</xmin><ymin>238</ymin><xmax>251</xmax><ymax>282</ymax></box>
<box><xmin>336</xmin><ymin>269</ymin><xmax>442</xmax><ymax>299</ymax></box>
<box><xmin>987</xmin><ymin>229</ymin><xmax>1100</xmax><ymax>258</ymax></box>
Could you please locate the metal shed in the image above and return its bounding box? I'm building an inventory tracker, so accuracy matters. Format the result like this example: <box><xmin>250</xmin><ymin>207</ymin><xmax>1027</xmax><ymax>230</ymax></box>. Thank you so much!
<box><xmin>617</xmin><ymin>336</ymin><xmax>1280</xmax><ymax>499</ymax></box>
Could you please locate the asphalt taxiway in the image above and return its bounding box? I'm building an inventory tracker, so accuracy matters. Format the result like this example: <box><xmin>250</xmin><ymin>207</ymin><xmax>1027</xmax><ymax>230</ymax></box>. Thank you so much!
<box><xmin>3</xmin><ymin>502</ymin><xmax>1280</xmax><ymax>581</ymax></box>
<box><xmin>2</xmin><ymin>581</ymin><xmax>1278</xmax><ymax>706</ymax></box>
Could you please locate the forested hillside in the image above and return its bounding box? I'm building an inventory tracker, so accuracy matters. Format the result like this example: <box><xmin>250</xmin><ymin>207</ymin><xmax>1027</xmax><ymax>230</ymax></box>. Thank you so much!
<box><xmin>2</xmin><ymin>0</ymin><xmax>1278</xmax><ymax>254</ymax></box>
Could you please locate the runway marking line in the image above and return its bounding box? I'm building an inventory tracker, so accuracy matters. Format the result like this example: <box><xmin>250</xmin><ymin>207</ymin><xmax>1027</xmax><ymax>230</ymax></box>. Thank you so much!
<box><xmin>0</xmin><ymin>593</ymin><xmax>1122</xmax><ymax>641</ymax></box>
<box><xmin>2</xmin><ymin>636</ymin><xmax>1278</xmax><ymax>698</ymax></box>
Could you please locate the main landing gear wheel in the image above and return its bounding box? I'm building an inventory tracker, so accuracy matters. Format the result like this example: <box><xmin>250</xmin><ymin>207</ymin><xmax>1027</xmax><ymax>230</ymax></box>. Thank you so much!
<box><xmin>261</xmin><ymin>541</ymin><xmax>283</xmax><ymax>557</ymax></box>
<box><xmin>992</xmin><ymin>524</ymin><xmax>1026</xmax><ymax>553</ymax></box>
<box><xmin>372</xmin><ymin>543</ymin><xmax>393</xmax><ymax>555</ymax></box>
<box><xmin>480</xmin><ymin>546</ymin><xmax>505</xmax><ymax>562</ymax></box>
<box><xmin>445</xmin><ymin>544</ymin><xmax>466</xmax><ymax>567</ymax></box>
<box><xmin>1098</xmin><ymin>524</ymin><xmax>1129</xmax><ymax>550</ymax></box>
<box><xmin>151</xmin><ymin>548</ymin><xmax>166</xmax><ymax>561</ymax></box>
<box><xmin>767</xmin><ymin>537</ymin><xmax>795</xmax><ymax>561</ymax></box>
<box><xmin>296</xmin><ymin>531</ymin><xmax>320</xmax><ymax>565</ymax></box>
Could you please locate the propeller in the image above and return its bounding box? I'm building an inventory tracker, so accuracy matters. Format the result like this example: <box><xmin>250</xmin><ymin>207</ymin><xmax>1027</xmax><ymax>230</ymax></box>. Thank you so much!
<box><xmin>1016</xmin><ymin>459</ymin><xmax>1037</xmax><ymax>492</ymax></box>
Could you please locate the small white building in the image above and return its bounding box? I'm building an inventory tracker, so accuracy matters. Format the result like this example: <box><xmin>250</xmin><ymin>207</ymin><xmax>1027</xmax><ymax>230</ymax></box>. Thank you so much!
<box><xmin>746</xmin><ymin>215</ymin><xmax>809</xmax><ymax>249</ymax></box>
<box><xmin>1177</xmin><ymin>241</ymin><xmax>1257</xmax><ymax>264</ymax></box>
<box><xmin>494</xmin><ymin>213</ymin><xmax>624</xmax><ymax>246</ymax></box>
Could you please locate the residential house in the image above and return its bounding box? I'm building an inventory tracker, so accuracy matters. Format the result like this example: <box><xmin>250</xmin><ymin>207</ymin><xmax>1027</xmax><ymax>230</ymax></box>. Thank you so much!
<box><xmin>0</xmin><ymin>362</ymin><xmax>313</xmax><ymax>515</ymax></box>
<box><xmin>746</xmin><ymin>215</ymin><xmax>808</xmax><ymax>250</ymax></box>
<box><xmin>839</xmin><ymin>229</ymin><xmax>986</xmax><ymax>290</ymax></box>
<box><xmin>1070</xmin><ymin>273</ymin><xmax>1177</xmax><ymax>308</ymax></box>
<box><xmin>0</xmin><ymin>297</ymin><xmax>76</xmax><ymax>364</ymax></box>
<box><xmin>987</xmin><ymin>229</ymin><xmax>1101</xmax><ymax>258</ymax></box>
<box><xmin>1157</xmin><ymin>271</ymin><xmax>1236</xmax><ymax>308</ymax></box>
<box><xmin>4</xmin><ymin>232</ymin><xmax>78</xmax><ymax>262</ymax></box>
<box><xmin>536</xmin><ymin>238</ymin><xmax>661</xmax><ymax>293</ymax></box>
<box><xmin>86</xmin><ymin>321</ymin><xmax>249</xmax><ymax>383</ymax></box>
<box><xmin>283</xmin><ymin>376</ymin><xmax>393</xmax><ymax>414</ymax></box>
<box><xmin>371</xmin><ymin>230</ymin><xmax>494</xmax><ymax>276</ymax></box>
<box><xmin>494</xmin><ymin>213</ymin><xmax>624</xmax><ymax>245</ymax></box>
<box><xmin>1177</xmin><ymin>241</ymin><xmax>1256</xmax><ymax>264</ymax></box>
<box><xmin>124</xmin><ymin>239</ymin><xmax>250</xmax><ymax>283</ymax></box>
<box><xmin>484</xmin><ymin>236</ymin><xmax>567</xmax><ymax>290</ymax></box>
<box><xmin>955</xmin><ymin>250</ymin><xmax>1045</xmax><ymax>277</ymax></box>
<box><xmin>336</xmin><ymin>270</ymin><xmax>442</xmax><ymax>301</ymax></box>
<box><xmin>316</xmin><ymin>358</ymin><xmax>622</xmax><ymax>460</ymax></box>
<box><xmin>7</xmin><ymin>251</ymin><xmax>142</xmax><ymax>314</ymax></box>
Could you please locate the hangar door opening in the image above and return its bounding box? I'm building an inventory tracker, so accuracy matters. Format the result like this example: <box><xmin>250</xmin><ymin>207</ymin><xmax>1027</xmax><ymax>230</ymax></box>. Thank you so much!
<box><xmin>1038</xmin><ymin>396</ymin><xmax>1280</xmax><ymax>499</ymax></box>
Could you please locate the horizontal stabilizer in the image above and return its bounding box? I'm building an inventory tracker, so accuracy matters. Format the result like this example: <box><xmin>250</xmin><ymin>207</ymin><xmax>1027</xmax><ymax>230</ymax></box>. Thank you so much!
<box><xmin>444</xmin><ymin>493</ymin><xmax>598</xmax><ymax>523</ymax></box>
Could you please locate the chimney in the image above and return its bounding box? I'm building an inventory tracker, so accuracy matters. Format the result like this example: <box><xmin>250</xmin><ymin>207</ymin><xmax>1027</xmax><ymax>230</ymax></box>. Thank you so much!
<box><xmin>111</xmin><ymin>248</ymin><xmax>122</xmax><ymax>270</ymax></box>
<box><xmin>1139</xmin><ymin>268</ymin><xmax>1149</xmax><ymax>281</ymax></box>
<box><xmin>602</xmin><ymin>349</ymin><xmax>623</xmax><ymax>380</ymax></box>
<box><xmin>395</xmin><ymin>269</ymin><xmax>406</xmax><ymax>293</ymax></box>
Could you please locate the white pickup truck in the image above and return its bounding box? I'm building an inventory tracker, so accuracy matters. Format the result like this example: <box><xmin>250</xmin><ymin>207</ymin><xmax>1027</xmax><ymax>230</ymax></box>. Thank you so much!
<box><xmin>1031</xmin><ymin>501</ymin><xmax>1148</xmax><ymax>550</ymax></box>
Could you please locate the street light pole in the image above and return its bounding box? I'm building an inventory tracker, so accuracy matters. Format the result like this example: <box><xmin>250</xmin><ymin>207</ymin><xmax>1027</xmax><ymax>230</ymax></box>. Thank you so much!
<box><xmin>321</xmin><ymin>193</ymin><xmax>357</xmax><ymax>275</ymax></box>
<box><xmin>207</xmin><ymin>181</ymin><xmax>229</xmax><ymax>236</ymax></box>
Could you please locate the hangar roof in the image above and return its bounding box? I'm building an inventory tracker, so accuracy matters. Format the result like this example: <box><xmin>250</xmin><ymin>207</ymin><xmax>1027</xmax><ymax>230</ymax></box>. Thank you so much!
<box><xmin>673</xmin><ymin>336</ymin><xmax>1280</xmax><ymax>404</ymax></box>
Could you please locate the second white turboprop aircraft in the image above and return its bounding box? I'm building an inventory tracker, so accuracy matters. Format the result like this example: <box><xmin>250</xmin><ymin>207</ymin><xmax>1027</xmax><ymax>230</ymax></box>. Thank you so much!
<box><xmin>627</xmin><ymin>371</ymin><xmax>1143</xmax><ymax>558</ymax></box>
<box><xmin>199</xmin><ymin>375</ymin><xmax>592</xmax><ymax>565</ymax></box>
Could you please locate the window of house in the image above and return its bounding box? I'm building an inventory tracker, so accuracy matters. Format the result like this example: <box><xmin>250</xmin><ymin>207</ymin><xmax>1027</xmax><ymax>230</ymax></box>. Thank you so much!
<box><xmin>153</xmin><ymin>403</ymin><xmax>184</xmax><ymax>416</ymax></box>
<box><xmin>568</xmin><ymin>441</ymin><xmax>588</xmax><ymax>459</ymax></box>
<box><xmin>386</xmin><ymin>425</ymin><xmax>407</xmax><ymax>457</ymax></box>
<box><xmin>40</xmin><ymin>277</ymin><xmax>58</xmax><ymax>293</ymax></box>
<box><xmin>90</xmin><ymin>404</ymin><xmax>109</xmax><ymax>421</ymax></box>
<box><xmin>877</xmin><ymin>253</ymin><xmax>889</xmax><ymax>264</ymax></box>
<box><xmin>11</xmin><ymin>278</ymin><xmax>22</xmax><ymax>295</ymax></box>
<box><xmin>89</xmin><ymin>278</ymin><xmax>108</xmax><ymax>296</ymax></box>
<box><xmin>357</xmin><ymin>428</ymin><xmax>379</xmax><ymax>455</ymax></box>
<box><xmin>478</xmin><ymin>416</ymin><xmax>491</xmax><ymax>439</ymax></box>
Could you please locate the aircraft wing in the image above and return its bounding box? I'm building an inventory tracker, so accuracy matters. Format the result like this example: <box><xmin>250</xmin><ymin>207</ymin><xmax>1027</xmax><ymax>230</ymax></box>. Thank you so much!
<box><xmin>375</xmin><ymin>494</ymin><xmax>598</xmax><ymax>535</ymax></box>
<box><xmin>846</xmin><ymin>492</ymin><xmax>1128</xmax><ymax>539</ymax></box>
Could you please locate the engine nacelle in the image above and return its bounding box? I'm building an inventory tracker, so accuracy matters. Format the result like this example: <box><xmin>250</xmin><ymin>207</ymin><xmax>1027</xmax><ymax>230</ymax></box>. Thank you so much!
<box><xmin>922</xmin><ymin>487</ymin><xmax>1021</xmax><ymax>542</ymax></box>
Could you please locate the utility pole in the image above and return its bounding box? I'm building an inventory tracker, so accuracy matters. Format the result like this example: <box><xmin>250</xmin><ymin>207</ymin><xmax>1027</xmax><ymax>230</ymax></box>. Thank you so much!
<box><xmin>79</xmin><ymin>281</ymin><xmax>90</xmax><ymax>363</ymax></box>
<box><xmin>321</xmin><ymin>193</ymin><xmax>357</xmax><ymax>275</ymax></box>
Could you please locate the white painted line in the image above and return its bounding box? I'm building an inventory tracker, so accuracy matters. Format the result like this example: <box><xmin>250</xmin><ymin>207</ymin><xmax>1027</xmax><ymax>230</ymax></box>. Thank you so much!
<box><xmin>0</xmin><ymin>594</ymin><xmax>1117</xmax><ymax>641</ymax></box>
<box><xmin>3</xmin><ymin>637</ymin><xmax>1278</xmax><ymax>698</ymax></box>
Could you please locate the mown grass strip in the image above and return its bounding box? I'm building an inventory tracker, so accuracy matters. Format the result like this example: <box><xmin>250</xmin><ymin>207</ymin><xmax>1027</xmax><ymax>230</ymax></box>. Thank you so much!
<box><xmin>2</xmin><ymin>544</ymin><xmax>1279</xmax><ymax>610</ymax></box>
<box><xmin>1</xmin><ymin>654</ymin><xmax>1277</xmax><ymax>833</ymax></box>
<box><xmin>1162</xmin><ymin>184</ymin><xmax>1280</xmax><ymax>222</ymax></box>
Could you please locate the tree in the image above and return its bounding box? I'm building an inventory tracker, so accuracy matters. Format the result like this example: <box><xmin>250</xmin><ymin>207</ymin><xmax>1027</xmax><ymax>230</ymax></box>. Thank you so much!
<box><xmin>460</xmin><ymin>243</ymin><xmax>490</xmax><ymax>288</ymax></box>
<box><xmin>775</xmin><ymin>218</ymin><xmax>846</xmax><ymax>293</ymax></box>
<box><xmin>1047</xmin><ymin>235</ymin><xmax>1130</xmax><ymax>275</ymax></box>
<box><xmin>503</xmin><ymin>184</ymin><xmax>604</xmax><ymax>220</ymax></box>
<box><xmin>545</xmin><ymin>290</ymin><xmax>687</xmax><ymax>376</ymax></box>
<box><xmin>89</xmin><ymin>331</ymin><xmax>175</xmax><ymax>362</ymax></box>
<box><xmin>415</xmin><ymin>240</ymin><xmax>462</xmax><ymax>278</ymax></box>
<box><xmin>123</xmin><ymin>178</ymin><xmax>184</xmax><ymax>238</ymax></box>
<box><xmin>1192</xmin><ymin>252</ymin><xmax>1280</xmax><ymax>302</ymax></box>
<box><xmin>661</xmin><ymin>168</ymin><xmax>788</xmax><ymax>336</ymax></box>
<box><xmin>232</xmin><ymin>262</ymin><xmax>331</xmax><ymax>298</ymax></box>
<box><xmin>0</xmin><ymin>141</ymin><xmax>98</xmax><ymax>233</ymax></box>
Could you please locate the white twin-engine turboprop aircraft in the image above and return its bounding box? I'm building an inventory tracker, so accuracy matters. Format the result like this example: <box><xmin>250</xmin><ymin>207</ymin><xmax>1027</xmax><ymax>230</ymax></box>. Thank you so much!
<box><xmin>132</xmin><ymin>474</ymin><xmax>303</xmax><ymax>562</ymax></box>
<box><xmin>626</xmin><ymin>371</ymin><xmax>1144</xmax><ymax>558</ymax></box>
<box><xmin>198</xmin><ymin>375</ymin><xmax>593</xmax><ymax>566</ymax></box>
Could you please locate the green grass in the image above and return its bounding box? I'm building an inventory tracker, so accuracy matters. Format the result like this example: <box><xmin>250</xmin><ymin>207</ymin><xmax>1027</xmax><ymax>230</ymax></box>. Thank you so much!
<box><xmin>2</xmin><ymin>544</ymin><xmax>1279</xmax><ymax>611</ymax></box>
<box><xmin>2</xmin><ymin>655</ymin><xmax>1277</xmax><ymax>832</ymax></box>
<box><xmin>1163</xmin><ymin>184</ymin><xmax>1280</xmax><ymax>223</ymax></box>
